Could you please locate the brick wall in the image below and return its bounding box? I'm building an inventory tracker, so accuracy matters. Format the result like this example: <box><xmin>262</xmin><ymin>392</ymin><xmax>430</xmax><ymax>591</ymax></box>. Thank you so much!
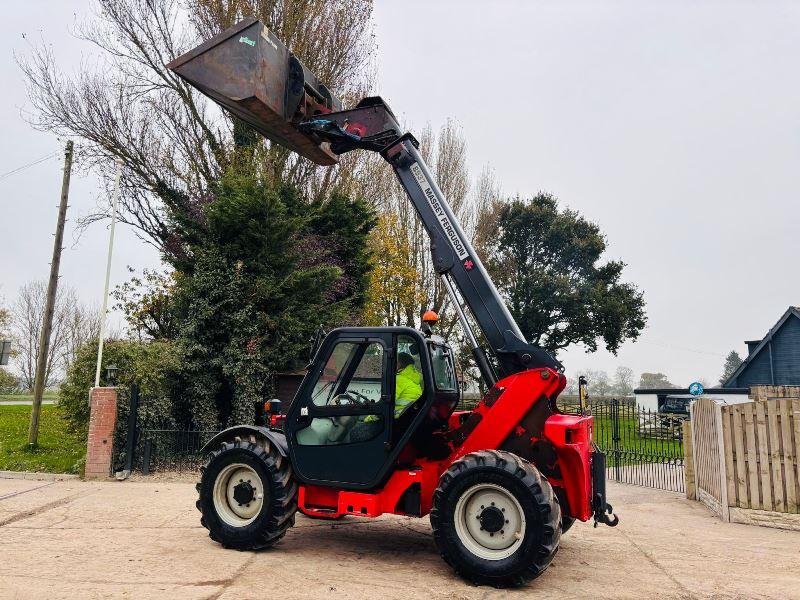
<box><xmin>85</xmin><ymin>387</ymin><xmax>118</xmax><ymax>480</ymax></box>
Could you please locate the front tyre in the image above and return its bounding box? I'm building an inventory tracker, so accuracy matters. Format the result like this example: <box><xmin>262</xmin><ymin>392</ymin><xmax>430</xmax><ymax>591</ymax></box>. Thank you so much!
<box><xmin>197</xmin><ymin>437</ymin><xmax>297</xmax><ymax>550</ymax></box>
<box><xmin>430</xmin><ymin>450</ymin><xmax>561</xmax><ymax>587</ymax></box>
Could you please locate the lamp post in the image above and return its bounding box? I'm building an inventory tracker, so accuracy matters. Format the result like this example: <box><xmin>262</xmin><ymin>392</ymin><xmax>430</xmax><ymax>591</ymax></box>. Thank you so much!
<box><xmin>94</xmin><ymin>159</ymin><xmax>122</xmax><ymax>388</ymax></box>
<box><xmin>105</xmin><ymin>364</ymin><xmax>118</xmax><ymax>387</ymax></box>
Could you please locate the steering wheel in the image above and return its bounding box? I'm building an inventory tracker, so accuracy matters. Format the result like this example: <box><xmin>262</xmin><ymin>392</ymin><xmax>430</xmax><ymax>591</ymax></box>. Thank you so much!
<box><xmin>346</xmin><ymin>390</ymin><xmax>373</xmax><ymax>405</ymax></box>
<box><xmin>332</xmin><ymin>390</ymin><xmax>372</xmax><ymax>406</ymax></box>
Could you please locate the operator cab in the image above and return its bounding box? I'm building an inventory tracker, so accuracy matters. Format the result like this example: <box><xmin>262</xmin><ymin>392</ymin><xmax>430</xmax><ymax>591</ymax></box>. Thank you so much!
<box><xmin>285</xmin><ymin>326</ymin><xmax>460</xmax><ymax>488</ymax></box>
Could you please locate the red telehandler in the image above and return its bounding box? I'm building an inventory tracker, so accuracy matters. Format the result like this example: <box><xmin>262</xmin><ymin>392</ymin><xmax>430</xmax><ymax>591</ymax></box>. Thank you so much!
<box><xmin>167</xmin><ymin>18</ymin><xmax>617</xmax><ymax>587</ymax></box>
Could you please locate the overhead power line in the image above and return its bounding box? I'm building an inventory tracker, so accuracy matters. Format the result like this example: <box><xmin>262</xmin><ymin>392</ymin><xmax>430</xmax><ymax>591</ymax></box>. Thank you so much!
<box><xmin>0</xmin><ymin>151</ymin><xmax>59</xmax><ymax>182</ymax></box>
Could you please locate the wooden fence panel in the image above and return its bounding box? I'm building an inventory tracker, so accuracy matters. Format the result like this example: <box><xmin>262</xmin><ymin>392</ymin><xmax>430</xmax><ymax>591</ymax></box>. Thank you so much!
<box><xmin>723</xmin><ymin>406</ymin><xmax>736</xmax><ymax>508</ymax></box>
<box><xmin>767</xmin><ymin>400</ymin><xmax>784</xmax><ymax>512</ymax></box>
<box><xmin>743</xmin><ymin>403</ymin><xmax>761</xmax><ymax>509</ymax></box>
<box><xmin>782</xmin><ymin>399</ymin><xmax>797</xmax><ymax>512</ymax></box>
<box><xmin>755</xmin><ymin>402</ymin><xmax>773</xmax><ymax>510</ymax></box>
<box><xmin>793</xmin><ymin>400</ymin><xmax>800</xmax><ymax>511</ymax></box>
<box><xmin>713</xmin><ymin>399</ymin><xmax>800</xmax><ymax>514</ymax></box>
<box><xmin>691</xmin><ymin>398</ymin><xmax>726</xmax><ymax>516</ymax></box>
<box><xmin>731</xmin><ymin>405</ymin><xmax>748</xmax><ymax>508</ymax></box>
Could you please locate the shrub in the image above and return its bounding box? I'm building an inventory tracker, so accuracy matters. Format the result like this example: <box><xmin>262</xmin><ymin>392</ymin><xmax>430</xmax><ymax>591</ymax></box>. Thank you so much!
<box><xmin>0</xmin><ymin>369</ymin><xmax>17</xmax><ymax>394</ymax></box>
<box><xmin>59</xmin><ymin>339</ymin><xmax>181</xmax><ymax>435</ymax></box>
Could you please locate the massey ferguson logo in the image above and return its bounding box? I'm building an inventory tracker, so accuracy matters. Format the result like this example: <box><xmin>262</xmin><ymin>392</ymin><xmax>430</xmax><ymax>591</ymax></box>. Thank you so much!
<box><xmin>410</xmin><ymin>163</ymin><xmax>469</xmax><ymax>261</ymax></box>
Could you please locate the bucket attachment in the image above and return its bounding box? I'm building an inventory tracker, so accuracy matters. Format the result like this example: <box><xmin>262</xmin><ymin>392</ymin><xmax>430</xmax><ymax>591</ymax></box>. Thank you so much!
<box><xmin>167</xmin><ymin>17</ymin><xmax>343</xmax><ymax>165</ymax></box>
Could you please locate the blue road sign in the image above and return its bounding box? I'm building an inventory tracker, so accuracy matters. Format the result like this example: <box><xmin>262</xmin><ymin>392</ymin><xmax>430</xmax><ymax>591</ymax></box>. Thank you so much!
<box><xmin>689</xmin><ymin>381</ymin><xmax>704</xmax><ymax>396</ymax></box>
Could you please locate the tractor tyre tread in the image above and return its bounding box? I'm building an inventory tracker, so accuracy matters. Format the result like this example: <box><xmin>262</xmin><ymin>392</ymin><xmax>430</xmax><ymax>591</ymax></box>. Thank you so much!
<box><xmin>196</xmin><ymin>438</ymin><xmax>297</xmax><ymax>550</ymax></box>
<box><xmin>430</xmin><ymin>449</ymin><xmax>561</xmax><ymax>587</ymax></box>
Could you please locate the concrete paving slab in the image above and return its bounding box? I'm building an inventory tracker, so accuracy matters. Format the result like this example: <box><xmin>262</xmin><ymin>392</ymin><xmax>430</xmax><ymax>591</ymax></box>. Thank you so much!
<box><xmin>0</xmin><ymin>479</ymin><xmax>46</xmax><ymax>496</ymax></box>
<box><xmin>0</xmin><ymin>479</ymin><xmax>798</xmax><ymax>599</ymax></box>
<box><xmin>0</xmin><ymin>479</ymin><xmax>97</xmax><ymax>527</ymax></box>
<box><xmin>15</xmin><ymin>481</ymin><xmax>197</xmax><ymax>530</ymax></box>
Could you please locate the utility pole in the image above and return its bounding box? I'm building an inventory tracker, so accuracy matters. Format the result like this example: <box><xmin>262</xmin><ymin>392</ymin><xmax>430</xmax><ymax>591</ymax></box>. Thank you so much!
<box><xmin>94</xmin><ymin>159</ymin><xmax>122</xmax><ymax>388</ymax></box>
<box><xmin>28</xmin><ymin>140</ymin><xmax>74</xmax><ymax>446</ymax></box>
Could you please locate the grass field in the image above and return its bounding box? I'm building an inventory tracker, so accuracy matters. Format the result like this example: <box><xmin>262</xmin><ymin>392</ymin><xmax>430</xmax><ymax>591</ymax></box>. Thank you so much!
<box><xmin>0</xmin><ymin>393</ymin><xmax>59</xmax><ymax>403</ymax></box>
<box><xmin>558</xmin><ymin>398</ymin><xmax>685</xmax><ymax>463</ymax></box>
<box><xmin>592</xmin><ymin>414</ymin><xmax>684</xmax><ymax>464</ymax></box>
<box><xmin>0</xmin><ymin>405</ymin><xmax>85</xmax><ymax>474</ymax></box>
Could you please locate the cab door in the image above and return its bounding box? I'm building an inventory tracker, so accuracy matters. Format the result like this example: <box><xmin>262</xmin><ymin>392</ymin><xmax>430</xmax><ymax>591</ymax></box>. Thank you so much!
<box><xmin>286</xmin><ymin>332</ymin><xmax>394</xmax><ymax>487</ymax></box>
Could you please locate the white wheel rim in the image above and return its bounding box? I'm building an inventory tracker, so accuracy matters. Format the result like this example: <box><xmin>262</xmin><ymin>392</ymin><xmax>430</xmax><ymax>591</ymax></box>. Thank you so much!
<box><xmin>212</xmin><ymin>463</ymin><xmax>265</xmax><ymax>527</ymax></box>
<box><xmin>453</xmin><ymin>483</ymin><xmax>526</xmax><ymax>560</ymax></box>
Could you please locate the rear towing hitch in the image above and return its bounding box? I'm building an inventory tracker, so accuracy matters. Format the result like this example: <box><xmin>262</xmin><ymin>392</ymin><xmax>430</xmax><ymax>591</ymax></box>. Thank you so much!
<box><xmin>591</xmin><ymin>447</ymin><xmax>619</xmax><ymax>527</ymax></box>
<box><xmin>593</xmin><ymin>497</ymin><xmax>619</xmax><ymax>528</ymax></box>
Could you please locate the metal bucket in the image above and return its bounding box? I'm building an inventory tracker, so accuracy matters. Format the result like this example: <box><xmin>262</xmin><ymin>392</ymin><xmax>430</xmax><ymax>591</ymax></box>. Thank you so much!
<box><xmin>167</xmin><ymin>17</ymin><xmax>342</xmax><ymax>165</ymax></box>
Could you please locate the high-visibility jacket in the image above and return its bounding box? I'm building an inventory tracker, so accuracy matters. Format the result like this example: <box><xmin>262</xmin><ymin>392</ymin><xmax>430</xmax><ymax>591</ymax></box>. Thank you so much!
<box><xmin>394</xmin><ymin>364</ymin><xmax>423</xmax><ymax>418</ymax></box>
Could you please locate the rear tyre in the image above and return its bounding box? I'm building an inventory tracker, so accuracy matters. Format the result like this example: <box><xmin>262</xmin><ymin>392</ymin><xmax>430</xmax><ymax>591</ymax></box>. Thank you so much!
<box><xmin>197</xmin><ymin>436</ymin><xmax>297</xmax><ymax>550</ymax></box>
<box><xmin>430</xmin><ymin>450</ymin><xmax>561</xmax><ymax>587</ymax></box>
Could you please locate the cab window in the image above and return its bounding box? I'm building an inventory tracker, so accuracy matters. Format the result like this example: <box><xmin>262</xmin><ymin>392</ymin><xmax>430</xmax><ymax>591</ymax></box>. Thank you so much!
<box><xmin>429</xmin><ymin>343</ymin><xmax>457</xmax><ymax>391</ymax></box>
<box><xmin>298</xmin><ymin>340</ymin><xmax>386</xmax><ymax>446</ymax></box>
<box><xmin>310</xmin><ymin>341</ymin><xmax>384</xmax><ymax>406</ymax></box>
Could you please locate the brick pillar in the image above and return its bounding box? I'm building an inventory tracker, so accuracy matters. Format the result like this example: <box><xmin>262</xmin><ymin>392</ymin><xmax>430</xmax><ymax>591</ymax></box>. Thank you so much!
<box><xmin>85</xmin><ymin>387</ymin><xmax>118</xmax><ymax>480</ymax></box>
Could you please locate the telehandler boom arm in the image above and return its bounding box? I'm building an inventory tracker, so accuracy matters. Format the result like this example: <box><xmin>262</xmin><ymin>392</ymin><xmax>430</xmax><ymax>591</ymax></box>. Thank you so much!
<box><xmin>314</xmin><ymin>115</ymin><xmax>562</xmax><ymax>383</ymax></box>
<box><xmin>167</xmin><ymin>17</ymin><xmax>561</xmax><ymax>384</ymax></box>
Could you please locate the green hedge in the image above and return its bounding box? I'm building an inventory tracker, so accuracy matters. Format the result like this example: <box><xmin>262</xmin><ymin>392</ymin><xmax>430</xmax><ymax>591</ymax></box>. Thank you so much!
<box><xmin>59</xmin><ymin>339</ymin><xmax>182</xmax><ymax>436</ymax></box>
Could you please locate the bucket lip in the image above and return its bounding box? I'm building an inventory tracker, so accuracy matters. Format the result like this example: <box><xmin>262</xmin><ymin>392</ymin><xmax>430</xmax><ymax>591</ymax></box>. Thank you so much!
<box><xmin>166</xmin><ymin>16</ymin><xmax>260</xmax><ymax>71</ymax></box>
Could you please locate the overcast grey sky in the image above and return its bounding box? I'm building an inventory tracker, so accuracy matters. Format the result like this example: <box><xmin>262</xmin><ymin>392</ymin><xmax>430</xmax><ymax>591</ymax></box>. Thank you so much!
<box><xmin>2</xmin><ymin>1</ymin><xmax>798</xmax><ymax>387</ymax></box>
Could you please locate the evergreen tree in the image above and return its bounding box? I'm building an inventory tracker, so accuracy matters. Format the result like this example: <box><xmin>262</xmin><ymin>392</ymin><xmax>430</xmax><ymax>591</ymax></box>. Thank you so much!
<box><xmin>167</xmin><ymin>174</ymin><xmax>374</xmax><ymax>429</ymax></box>
<box><xmin>485</xmin><ymin>194</ymin><xmax>646</xmax><ymax>355</ymax></box>
<box><xmin>719</xmin><ymin>350</ymin><xmax>743</xmax><ymax>385</ymax></box>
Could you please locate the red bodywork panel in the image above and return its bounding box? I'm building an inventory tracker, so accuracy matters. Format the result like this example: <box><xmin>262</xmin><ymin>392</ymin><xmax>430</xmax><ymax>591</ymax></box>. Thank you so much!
<box><xmin>298</xmin><ymin>368</ymin><xmax>596</xmax><ymax>522</ymax></box>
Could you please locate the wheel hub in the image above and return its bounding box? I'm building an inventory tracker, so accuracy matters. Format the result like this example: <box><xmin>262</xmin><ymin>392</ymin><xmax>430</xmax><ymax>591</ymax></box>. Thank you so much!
<box><xmin>212</xmin><ymin>463</ymin><xmax>265</xmax><ymax>527</ymax></box>
<box><xmin>454</xmin><ymin>483</ymin><xmax>527</xmax><ymax>561</ymax></box>
<box><xmin>233</xmin><ymin>480</ymin><xmax>256</xmax><ymax>506</ymax></box>
<box><xmin>478</xmin><ymin>506</ymin><xmax>505</xmax><ymax>533</ymax></box>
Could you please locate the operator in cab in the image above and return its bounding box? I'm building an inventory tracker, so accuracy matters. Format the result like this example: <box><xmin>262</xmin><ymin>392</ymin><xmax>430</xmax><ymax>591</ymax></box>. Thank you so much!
<box><xmin>350</xmin><ymin>352</ymin><xmax>423</xmax><ymax>442</ymax></box>
<box><xmin>394</xmin><ymin>352</ymin><xmax>423</xmax><ymax>418</ymax></box>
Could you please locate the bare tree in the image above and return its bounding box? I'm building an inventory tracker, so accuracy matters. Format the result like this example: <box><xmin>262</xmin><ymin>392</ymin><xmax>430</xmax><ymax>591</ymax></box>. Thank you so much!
<box><xmin>61</xmin><ymin>303</ymin><xmax>103</xmax><ymax>369</ymax></box>
<box><xmin>18</xmin><ymin>0</ymin><xmax>376</xmax><ymax>251</ymax></box>
<box><xmin>11</xmin><ymin>282</ymin><xmax>102</xmax><ymax>390</ymax></box>
<box><xmin>364</xmin><ymin>119</ymin><xmax>474</xmax><ymax>329</ymax></box>
<box><xmin>11</xmin><ymin>282</ymin><xmax>75</xmax><ymax>389</ymax></box>
<box><xmin>472</xmin><ymin>166</ymin><xmax>504</xmax><ymax>258</ymax></box>
<box><xmin>580</xmin><ymin>369</ymin><xmax>611</xmax><ymax>397</ymax></box>
<box><xmin>613</xmin><ymin>366</ymin><xmax>635</xmax><ymax>397</ymax></box>
<box><xmin>0</xmin><ymin>295</ymin><xmax>10</xmax><ymax>340</ymax></box>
